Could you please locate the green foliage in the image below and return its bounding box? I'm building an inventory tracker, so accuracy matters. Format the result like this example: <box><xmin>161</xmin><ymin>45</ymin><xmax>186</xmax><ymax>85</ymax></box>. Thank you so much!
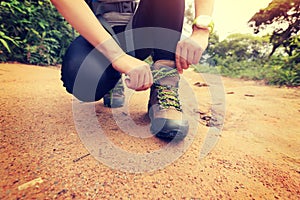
<box><xmin>184</xmin><ymin>3</ymin><xmax>194</xmax><ymax>26</ymax></box>
<box><xmin>193</xmin><ymin>0</ymin><xmax>300</xmax><ymax>87</ymax></box>
<box><xmin>194</xmin><ymin>54</ymin><xmax>300</xmax><ymax>87</ymax></box>
<box><xmin>263</xmin><ymin>56</ymin><xmax>300</xmax><ymax>86</ymax></box>
<box><xmin>216</xmin><ymin>34</ymin><xmax>269</xmax><ymax>61</ymax></box>
<box><xmin>203</xmin><ymin>33</ymin><xmax>271</xmax><ymax>68</ymax></box>
<box><xmin>246</xmin><ymin>0</ymin><xmax>300</xmax><ymax>86</ymax></box>
<box><xmin>249</xmin><ymin>0</ymin><xmax>300</xmax><ymax>57</ymax></box>
<box><xmin>194</xmin><ymin>58</ymin><xmax>266</xmax><ymax>81</ymax></box>
<box><xmin>0</xmin><ymin>0</ymin><xmax>74</xmax><ymax>65</ymax></box>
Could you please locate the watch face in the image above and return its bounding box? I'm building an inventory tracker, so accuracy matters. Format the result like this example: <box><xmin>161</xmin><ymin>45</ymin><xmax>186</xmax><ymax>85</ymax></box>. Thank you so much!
<box><xmin>196</xmin><ymin>15</ymin><xmax>212</xmax><ymax>27</ymax></box>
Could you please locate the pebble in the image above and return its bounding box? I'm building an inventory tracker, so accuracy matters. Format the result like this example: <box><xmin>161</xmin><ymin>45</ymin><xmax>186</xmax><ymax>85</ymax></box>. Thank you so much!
<box><xmin>18</xmin><ymin>177</ymin><xmax>43</xmax><ymax>191</ymax></box>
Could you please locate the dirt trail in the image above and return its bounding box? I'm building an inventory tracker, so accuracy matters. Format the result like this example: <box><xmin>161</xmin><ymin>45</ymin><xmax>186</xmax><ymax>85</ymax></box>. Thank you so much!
<box><xmin>0</xmin><ymin>63</ymin><xmax>299</xmax><ymax>199</ymax></box>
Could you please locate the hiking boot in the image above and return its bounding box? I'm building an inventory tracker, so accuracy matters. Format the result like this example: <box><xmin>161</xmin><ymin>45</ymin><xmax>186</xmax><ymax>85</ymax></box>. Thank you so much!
<box><xmin>148</xmin><ymin>60</ymin><xmax>189</xmax><ymax>140</ymax></box>
<box><xmin>103</xmin><ymin>78</ymin><xmax>125</xmax><ymax>108</ymax></box>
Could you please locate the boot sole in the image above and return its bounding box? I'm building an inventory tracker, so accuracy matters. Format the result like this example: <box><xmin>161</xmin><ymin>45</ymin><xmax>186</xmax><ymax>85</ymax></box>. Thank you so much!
<box><xmin>150</xmin><ymin>118</ymin><xmax>189</xmax><ymax>140</ymax></box>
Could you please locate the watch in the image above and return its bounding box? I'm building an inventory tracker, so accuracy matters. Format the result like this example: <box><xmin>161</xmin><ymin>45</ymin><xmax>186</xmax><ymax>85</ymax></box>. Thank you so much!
<box><xmin>192</xmin><ymin>15</ymin><xmax>214</xmax><ymax>34</ymax></box>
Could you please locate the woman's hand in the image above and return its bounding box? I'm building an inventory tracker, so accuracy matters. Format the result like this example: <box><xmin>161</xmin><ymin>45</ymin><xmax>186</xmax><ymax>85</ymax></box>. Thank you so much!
<box><xmin>112</xmin><ymin>54</ymin><xmax>153</xmax><ymax>91</ymax></box>
<box><xmin>175</xmin><ymin>29</ymin><xmax>210</xmax><ymax>74</ymax></box>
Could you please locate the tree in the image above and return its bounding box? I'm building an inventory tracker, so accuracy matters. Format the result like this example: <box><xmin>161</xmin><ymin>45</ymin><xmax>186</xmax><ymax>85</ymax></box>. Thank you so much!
<box><xmin>206</xmin><ymin>33</ymin><xmax>270</xmax><ymax>65</ymax></box>
<box><xmin>249</xmin><ymin>0</ymin><xmax>300</xmax><ymax>57</ymax></box>
<box><xmin>184</xmin><ymin>3</ymin><xmax>194</xmax><ymax>26</ymax></box>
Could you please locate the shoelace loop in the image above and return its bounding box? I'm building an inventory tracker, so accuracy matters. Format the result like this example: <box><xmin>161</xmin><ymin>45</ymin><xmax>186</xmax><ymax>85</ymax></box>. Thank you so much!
<box><xmin>155</xmin><ymin>85</ymin><xmax>182</xmax><ymax>111</ymax></box>
<box><xmin>151</xmin><ymin>67</ymin><xmax>182</xmax><ymax>111</ymax></box>
<box><xmin>111</xmin><ymin>79</ymin><xmax>124</xmax><ymax>95</ymax></box>
<box><xmin>152</xmin><ymin>67</ymin><xmax>178</xmax><ymax>84</ymax></box>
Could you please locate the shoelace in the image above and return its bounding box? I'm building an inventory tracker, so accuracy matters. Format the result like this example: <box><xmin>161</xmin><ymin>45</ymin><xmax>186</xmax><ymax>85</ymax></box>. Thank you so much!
<box><xmin>110</xmin><ymin>79</ymin><xmax>124</xmax><ymax>96</ymax></box>
<box><xmin>107</xmin><ymin>79</ymin><xmax>124</xmax><ymax>106</ymax></box>
<box><xmin>151</xmin><ymin>67</ymin><xmax>182</xmax><ymax>111</ymax></box>
<box><xmin>114</xmin><ymin>79</ymin><xmax>124</xmax><ymax>94</ymax></box>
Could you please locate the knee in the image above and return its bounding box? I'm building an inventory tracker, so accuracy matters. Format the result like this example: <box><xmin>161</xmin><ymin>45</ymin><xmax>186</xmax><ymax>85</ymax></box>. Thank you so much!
<box><xmin>60</xmin><ymin>53</ymin><xmax>85</xmax><ymax>99</ymax></box>
<box><xmin>62</xmin><ymin>55</ymin><xmax>82</xmax><ymax>78</ymax></box>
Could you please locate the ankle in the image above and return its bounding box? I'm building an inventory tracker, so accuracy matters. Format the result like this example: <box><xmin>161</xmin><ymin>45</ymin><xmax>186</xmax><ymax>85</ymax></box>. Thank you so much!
<box><xmin>154</xmin><ymin>60</ymin><xmax>175</xmax><ymax>68</ymax></box>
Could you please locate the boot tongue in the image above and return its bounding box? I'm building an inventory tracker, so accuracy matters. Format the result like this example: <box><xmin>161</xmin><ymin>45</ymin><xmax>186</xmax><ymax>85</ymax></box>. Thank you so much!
<box><xmin>152</xmin><ymin>60</ymin><xmax>179</xmax><ymax>87</ymax></box>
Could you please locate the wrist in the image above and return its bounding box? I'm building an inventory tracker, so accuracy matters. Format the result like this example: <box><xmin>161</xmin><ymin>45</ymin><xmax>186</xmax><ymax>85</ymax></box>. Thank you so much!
<box><xmin>111</xmin><ymin>54</ymin><xmax>136</xmax><ymax>74</ymax></box>
<box><xmin>96</xmin><ymin>38</ymin><xmax>125</xmax><ymax>63</ymax></box>
<box><xmin>192</xmin><ymin>26</ymin><xmax>210</xmax><ymax>38</ymax></box>
<box><xmin>192</xmin><ymin>15</ymin><xmax>214</xmax><ymax>34</ymax></box>
<box><xmin>190</xmin><ymin>28</ymin><xmax>210</xmax><ymax>51</ymax></box>
<box><xmin>111</xmin><ymin>53</ymin><xmax>129</xmax><ymax>73</ymax></box>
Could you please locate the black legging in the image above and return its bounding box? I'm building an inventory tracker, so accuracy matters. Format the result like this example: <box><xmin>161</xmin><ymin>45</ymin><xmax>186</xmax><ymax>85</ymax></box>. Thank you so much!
<box><xmin>62</xmin><ymin>0</ymin><xmax>185</xmax><ymax>102</ymax></box>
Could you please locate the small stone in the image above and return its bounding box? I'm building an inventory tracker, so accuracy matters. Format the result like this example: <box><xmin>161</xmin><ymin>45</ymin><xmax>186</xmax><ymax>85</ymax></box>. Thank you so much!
<box><xmin>18</xmin><ymin>177</ymin><xmax>43</xmax><ymax>191</ymax></box>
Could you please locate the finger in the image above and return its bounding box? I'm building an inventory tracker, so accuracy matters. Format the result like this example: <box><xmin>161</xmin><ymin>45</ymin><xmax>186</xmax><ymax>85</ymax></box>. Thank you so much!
<box><xmin>187</xmin><ymin>49</ymin><xmax>194</xmax><ymax>66</ymax></box>
<box><xmin>125</xmin><ymin>78</ymin><xmax>131</xmax><ymax>89</ymax></box>
<box><xmin>180</xmin><ymin>47</ymin><xmax>189</xmax><ymax>70</ymax></box>
<box><xmin>136</xmin><ymin>76</ymin><xmax>149</xmax><ymax>91</ymax></box>
<box><xmin>137</xmin><ymin>70</ymin><xmax>148</xmax><ymax>91</ymax></box>
<box><xmin>143</xmin><ymin>69</ymin><xmax>151</xmax><ymax>89</ymax></box>
<box><xmin>149</xmin><ymin>69</ymin><xmax>153</xmax><ymax>86</ymax></box>
<box><xmin>176</xmin><ymin>44</ymin><xmax>183</xmax><ymax>74</ymax></box>
<box><xmin>193</xmin><ymin>49</ymin><xmax>202</xmax><ymax>64</ymax></box>
<box><xmin>138</xmin><ymin>68</ymin><xmax>152</xmax><ymax>91</ymax></box>
<box><xmin>137</xmin><ymin>73</ymin><xmax>145</xmax><ymax>91</ymax></box>
<box><xmin>139</xmin><ymin>67</ymin><xmax>153</xmax><ymax>91</ymax></box>
<box><xmin>145</xmin><ymin>67</ymin><xmax>151</xmax><ymax>85</ymax></box>
<box><xmin>125</xmin><ymin>73</ymin><xmax>138</xmax><ymax>90</ymax></box>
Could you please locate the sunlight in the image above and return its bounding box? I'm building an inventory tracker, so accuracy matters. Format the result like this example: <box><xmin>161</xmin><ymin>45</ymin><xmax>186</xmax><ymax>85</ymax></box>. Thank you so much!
<box><xmin>186</xmin><ymin>0</ymin><xmax>272</xmax><ymax>40</ymax></box>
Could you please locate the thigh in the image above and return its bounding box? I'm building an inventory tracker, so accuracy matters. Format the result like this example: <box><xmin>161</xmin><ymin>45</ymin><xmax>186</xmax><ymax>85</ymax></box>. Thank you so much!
<box><xmin>130</xmin><ymin>0</ymin><xmax>185</xmax><ymax>61</ymax></box>
<box><xmin>133</xmin><ymin>0</ymin><xmax>184</xmax><ymax>31</ymax></box>
<box><xmin>62</xmin><ymin>36</ymin><xmax>121</xmax><ymax>102</ymax></box>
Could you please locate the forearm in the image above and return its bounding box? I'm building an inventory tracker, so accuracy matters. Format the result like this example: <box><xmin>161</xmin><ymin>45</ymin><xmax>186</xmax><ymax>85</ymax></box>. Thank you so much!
<box><xmin>194</xmin><ymin>0</ymin><xmax>214</xmax><ymax>17</ymax></box>
<box><xmin>193</xmin><ymin>0</ymin><xmax>215</xmax><ymax>36</ymax></box>
<box><xmin>51</xmin><ymin>0</ymin><xmax>124</xmax><ymax>61</ymax></box>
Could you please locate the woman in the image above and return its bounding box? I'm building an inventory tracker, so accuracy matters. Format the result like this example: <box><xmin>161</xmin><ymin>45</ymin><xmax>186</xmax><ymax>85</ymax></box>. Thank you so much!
<box><xmin>51</xmin><ymin>0</ymin><xmax>214</xmax><ymax>140</ymax></box>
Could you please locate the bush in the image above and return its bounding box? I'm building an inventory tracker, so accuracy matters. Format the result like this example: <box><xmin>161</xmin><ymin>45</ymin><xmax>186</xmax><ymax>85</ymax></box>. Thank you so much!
<box><xmin>193</xmin><ymin>56</ymin><xmax>300</xmax><ymax>87</ymax></box>
<box><xmin>193</xmin><ymin>64</ymin><xmax>220</xmax><ymax>74</ymax></box>
<box><xmin>194</xmin><ymin>58</ymin><xmax>266</xmax><ymax>80</ymax></box>
<box><xmin>263</xmin><ymin>58</ymin><xmax>300</xmax><ymax>87</ymax></box>
<box><xmin>0</xmin><ymin>0</ymin><xmax>74</xmax><ymax>65</ymax></box>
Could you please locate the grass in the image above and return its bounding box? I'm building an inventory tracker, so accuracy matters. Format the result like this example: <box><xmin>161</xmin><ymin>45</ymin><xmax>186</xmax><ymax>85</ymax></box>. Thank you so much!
<box><xmin>193</xmin><ymin>61</ymin><xmax>300</xmax><ymax>87</ymax></box>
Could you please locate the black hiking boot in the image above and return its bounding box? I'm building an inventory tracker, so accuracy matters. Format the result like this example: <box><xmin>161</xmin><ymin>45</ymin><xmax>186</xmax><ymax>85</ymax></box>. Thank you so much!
<box><xmin>148</xmin><ymin>60</ymin><xmax>189</xmax><ymax>140</ymax></box>
<box><xmin>103</xmin><ymin>78</ymin><xmax>125</xmax><ymax>108</ymax></box>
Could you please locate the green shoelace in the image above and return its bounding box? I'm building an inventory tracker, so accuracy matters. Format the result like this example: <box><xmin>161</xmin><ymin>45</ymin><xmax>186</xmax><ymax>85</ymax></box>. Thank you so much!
<box><xmin>107</xmin><ymin>67</ymin><xmax>182</xmax><ymax>111</ymax></box>
<box><xmin>151</xmin><ymin>67</ymin><xmax>182</xmax><ymax>112</ymax></box>
<box><xmin>111</xmin><ymin>79</ymin><xmax>124</xmax><ymax>95</ymax></box>
<box><xmin>108</xmin><ymin>79</ymin><xmax>124</xmax><ymax>105</ymax></box>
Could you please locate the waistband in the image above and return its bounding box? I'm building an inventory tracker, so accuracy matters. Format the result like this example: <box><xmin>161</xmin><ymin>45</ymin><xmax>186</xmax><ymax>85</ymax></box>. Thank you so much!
<box><xmin>91</xmin><ymin>0</ymin><xmax>139</xmax><ymax>4</ymax></box>
<box><xmin>91</xmin><ymin>0</ymin><xmax>138</xmax><ymax>15</ymax></box>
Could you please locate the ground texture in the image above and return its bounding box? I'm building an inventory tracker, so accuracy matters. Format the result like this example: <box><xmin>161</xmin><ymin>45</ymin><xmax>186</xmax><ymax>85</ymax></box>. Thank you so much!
<box><xmin>0</xmin><ymin>63</ymin><xmax>299</xmax><ymax>199</ymax></box>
